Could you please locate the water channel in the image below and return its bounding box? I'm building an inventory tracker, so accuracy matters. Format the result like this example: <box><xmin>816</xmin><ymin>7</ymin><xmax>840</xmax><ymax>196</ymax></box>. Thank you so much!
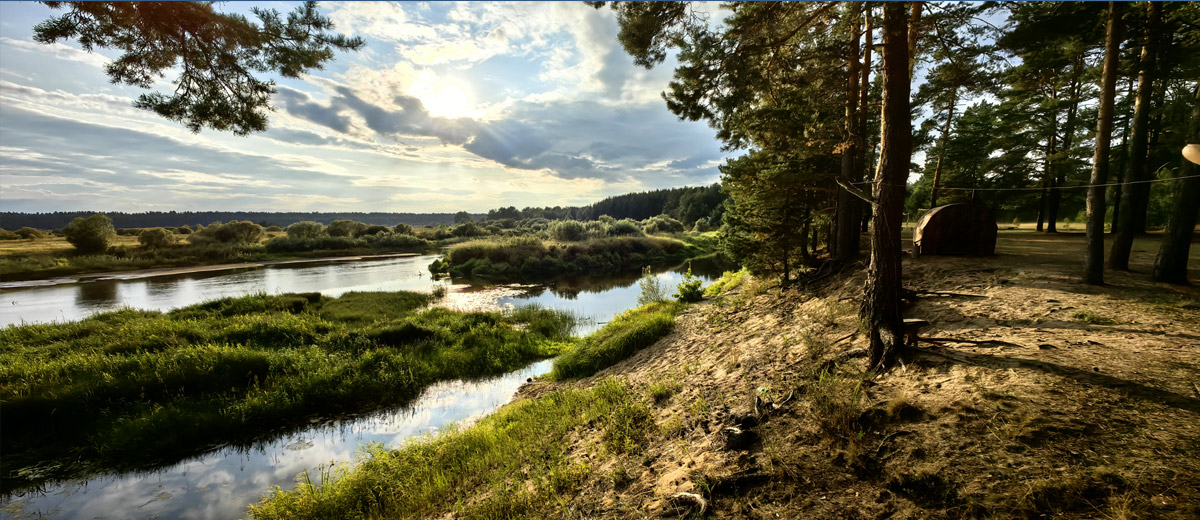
<box><xmin>0</xmin><ymin>254</ymin><xmax>728</xmax><ymax>519</ymax></box>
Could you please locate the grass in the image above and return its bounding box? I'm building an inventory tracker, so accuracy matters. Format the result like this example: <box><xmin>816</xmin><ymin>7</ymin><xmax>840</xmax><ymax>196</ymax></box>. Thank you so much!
<box><xmin>248</xmin><ymin>377</ymin><xmax>654</xmax><ymax>519</ymax></box>
<box><xmin>549</xmin><ymin>301</ymin><xmax>683</xmax><ymax>380</ymax></box>
<box><xmin>444</xmin><ymin>235</ymin><xmax>705</xmax><ymax>282</ymax></box>
<box><xmin>0</xmin><ymin>291</ymin><xmax>574</xmax><ymax>490</ymax></box>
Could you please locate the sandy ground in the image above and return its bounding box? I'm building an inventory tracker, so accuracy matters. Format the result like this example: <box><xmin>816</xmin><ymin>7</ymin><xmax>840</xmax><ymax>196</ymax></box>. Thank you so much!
<box><xmin>518</xmin><ymin>232</ymin><xmax>1200</xmax><ymax>519</ymax></box>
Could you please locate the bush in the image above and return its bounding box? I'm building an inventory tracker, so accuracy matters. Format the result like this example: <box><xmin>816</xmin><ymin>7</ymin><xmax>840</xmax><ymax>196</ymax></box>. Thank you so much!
<box><xmin>176</xmin><ymin>226</ymin><xmax>193</xmax><ymax>235</ymax></box>
<box><xmin>642</xmin><ymin>214</ymin><xmax>685</xmax><ymax>234</ymax></box>
<box><xmin>62</xmin><ymin>213</ymin><xmax>116</xmax><ymax>254</ymax></box>
<box><xmin>673</xmin><ymin>264</ymin><xmax>704</xmax><ymax>303</ymax></box>
<box><xmin>0</xmin><ymin>229</ymin><xmax>19</xmax><ymax>240</ymax></box>
<box><xmin>286</xmin><ymin>221</ymin><xmax>325</xmax><ymax>238</ymax></box>
<box><xmin>637</xmin><ymin>266</ymin><xmax>668</xmax><ymax>305</ymax></box>
<box><xmin>607</xmin><ymin>219</ymin><xmax>644</xmax><ymax>237</ymax></box>
<box><xmin>551</xmin><ymin>220</ymin><xmax>586</xmax><ymax>241</ymax></box>
<box><xmin>214</xmin><ymin>221</ymin><xmax>264</xmax><ymax>244</ymax></box>
<box><xmin>356</xmin><ymin>225</ymin><xmax>390</xmax><ymax>237</ymax></box>
<box><xmin>328</xmin><ymin>219</ymin><xmax>367</xmax><ymax>237</ymax></box>
<box><xmin>392</xmin><ymin>223</ymin><xmax>414</xmax><ymax>235</ymax></box>
<box><xmin>363</xmin><ymin>232</ymin><xmax>429</xmax><ymax>250</ymax></box>
<box><xmin>429</xmin><ymin>257</ymin><xmax>450</xmax><ymax>277</ymax></box>
<box><xmin>264</xmin><ymin>225</ymin><xmax>283</xmax><ymax>232</ymax></box>
<box><xmin>452</xmin><ymin>222</ymin><xmax>486</xmax><ymax>237</ymax></box>
<box><xmin>15</xmin><ymin>227</ymin><xmax>45</xmax><ymax>239</ymax></box>
<box><xmin>138</xmin><ymin>228</ymin><xmax>174</xmax><ymax>248</ymax></box>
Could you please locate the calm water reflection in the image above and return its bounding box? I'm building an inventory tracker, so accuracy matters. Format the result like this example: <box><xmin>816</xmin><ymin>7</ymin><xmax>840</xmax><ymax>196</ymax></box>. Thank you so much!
<box><xmin>0</xmin><ymin>254</ymin><xmax>733</xmax><ymax>519</ymax></box>
<box><xmin>1</xmin><ymin>360</ymin><xmax>553</xmax><ymax>520</ymax></box>
<box><xmin>0</xmin><ymin>255</ymin><xmax>449</xmax><ymax>328</ymax></box>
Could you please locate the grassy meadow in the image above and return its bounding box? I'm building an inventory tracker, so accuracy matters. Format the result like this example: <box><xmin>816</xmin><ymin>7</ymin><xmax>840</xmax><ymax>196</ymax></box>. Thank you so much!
<box><xmin>0</xmin><ymin>291</ymin><xmax>574</xmax><ymax>490</ymax></box>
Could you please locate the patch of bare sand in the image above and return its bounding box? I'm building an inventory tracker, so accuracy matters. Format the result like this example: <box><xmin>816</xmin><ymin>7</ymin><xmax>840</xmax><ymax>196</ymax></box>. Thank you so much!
<box><xmin>514</xmin><ymin>238</ymin><xmax>1200</xmax><ymax>519</ymax></box>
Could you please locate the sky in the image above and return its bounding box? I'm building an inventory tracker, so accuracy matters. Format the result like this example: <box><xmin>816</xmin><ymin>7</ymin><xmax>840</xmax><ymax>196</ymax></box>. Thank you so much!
<box><xmin>0</xmin><ymin>1</ymin><xmax>734</xmax><ymax>213</ymax></box>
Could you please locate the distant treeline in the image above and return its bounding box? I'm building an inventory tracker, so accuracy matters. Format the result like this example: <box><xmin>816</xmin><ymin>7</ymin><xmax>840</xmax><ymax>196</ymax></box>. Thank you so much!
<box><xmin>3</xmin><ymin>184</ymin><xmax>728</xmax><ymax>230</ymax></box>
<box><xmin>0</xmin><ymin>212</ymin><xmax>482</xmax><ymax>230</ymax></box>
<box><xmin>487</xmin><ymin>184</ymin><xmax>727</xmax><ymax>225</ymax></box>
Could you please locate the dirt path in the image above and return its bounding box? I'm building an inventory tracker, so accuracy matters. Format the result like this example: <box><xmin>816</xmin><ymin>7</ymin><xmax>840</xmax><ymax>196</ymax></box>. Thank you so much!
<box><xmin>519</xmin><ymin>233</ymin><xmax>1200</xmax><ymax>518</ymax></box>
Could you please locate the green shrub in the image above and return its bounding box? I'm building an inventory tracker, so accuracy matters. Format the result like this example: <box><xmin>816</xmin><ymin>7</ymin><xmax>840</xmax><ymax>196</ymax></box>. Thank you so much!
<box><xmin>642</xmin><ymin>214</ymin><xmax>685</xmax><ymax>234</ymax></box>
<box><xmin>551</xmin><ymin>220</ymin><xmax>586</xmax><ymax>241</ymax></box>
<box><xmin>392</xmin><ymin>223</ymin><xmax>414</xmax><ymax>235</ymax></box>
<box><xmin>637</xmin><ymin>266</ymin><xmax>667</xmax><ymax>305</ymax></box>
<box><xmin>214</xmin><ymin>221</ymin><xmax>264</xmax><ymax>244</ymax></box>
<box><xmin>62</xmin><ymin>213</ymin><xmax>116</xmax><ymax>254</ymax></box>
<box><xmin>607</xmin><ymin>219</ymin><xmax>644</xmax><ymax>236</ymax></box>
<box><xmin>452</xmin><ymin>222</ymin><xmax>486</xmax><ymax>237</ymax></box>
<box><xmin>356</xmin><ymin>224</ymin><xmax>390</xmax><ymax>237</ymax></box>
<box><xmin>286</xmin><ymin>221</ymin><xmax>325</xmax><ymax>238</ymax></box>
<box><xmin>137</xmin><ymin>227</ymin><xmax>174</xmax><ymax>248</ymax></box>
<box><xmin>265</xmin><ymin>225</ymin><xmax>283</xmax><ymax>232</ymax></box>
<box><xmin>327</xmin><ymin>219</ymin><xmax>367</xmax><ymax>237</ymax></box>
<box><xmin>429</xmin><ymin>257</ymin><xmax>450</xmax><ymax>277</ymax></box>
<box><xmin>15</xmin><ymin>227</ymin><xmax>45</xmax><ymax>239</ymax></box>
<box><xmin>0</xmin><ymin>229</ymin><xmax>19</xmax><ymax>240</ymax></box>
<box><xmin>673</xmin><ymin>264</ymin><xmax>704</xmax><ymax>303</ymax></box>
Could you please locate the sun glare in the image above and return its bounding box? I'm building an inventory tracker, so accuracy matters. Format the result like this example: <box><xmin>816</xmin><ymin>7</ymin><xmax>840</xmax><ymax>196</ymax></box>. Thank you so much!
<box><xmin>422</xmin><ymin>84</ymin><xmax>475</xmax><ymax>119</ymax></box>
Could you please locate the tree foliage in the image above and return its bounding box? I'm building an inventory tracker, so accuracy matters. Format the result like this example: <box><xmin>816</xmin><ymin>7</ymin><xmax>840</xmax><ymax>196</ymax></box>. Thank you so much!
<box><xmin>62</xmin><ymin>213</ymin><xmax>116</xmax><ymax>254</ymax></box>
<box><xmin>34</xmin><ymin>1</ymin><xmax>363</xmax><ymax>135</ymax></box>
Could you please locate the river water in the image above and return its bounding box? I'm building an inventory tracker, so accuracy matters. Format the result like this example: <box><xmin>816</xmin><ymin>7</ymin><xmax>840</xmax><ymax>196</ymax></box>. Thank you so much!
<box><xmin>0</xmin><ymin>254</ymin><xmax>726</xmax><ymax>519</ymax></box>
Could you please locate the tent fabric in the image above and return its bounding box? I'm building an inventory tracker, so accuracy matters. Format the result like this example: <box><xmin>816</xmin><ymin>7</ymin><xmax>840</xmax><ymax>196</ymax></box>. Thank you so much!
<box><xmin>913</xmin><ymin>203</ymin><xmax>998</xmax><ymax>257</ymax></box>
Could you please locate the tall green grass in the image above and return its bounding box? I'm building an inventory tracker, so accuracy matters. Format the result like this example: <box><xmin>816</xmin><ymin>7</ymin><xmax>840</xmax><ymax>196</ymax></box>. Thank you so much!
<box><xmin>0</xmin><ymin>292</ymin><xmax>573</xmax><ymax>490</ymax></box>
<box><xmin>249</xmin><ymin>378</ymin><xmax>652</xmax><ymax>519</ymax></box>
<box><xmin>549</xmin><ymin>301</ymin><xmax>682</xmax><ymax>380</ymax></box>
<box><xmin>444</xmin><ymin>235</ymin><xmax>701</xmax><ymax>282</ymax></box>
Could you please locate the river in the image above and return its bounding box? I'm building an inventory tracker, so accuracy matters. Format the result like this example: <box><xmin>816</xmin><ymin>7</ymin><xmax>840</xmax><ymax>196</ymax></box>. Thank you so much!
<box><xmin>0</xmin><ymin>254</ymin><xmax>728</xmax><ymax>519</ymax></box>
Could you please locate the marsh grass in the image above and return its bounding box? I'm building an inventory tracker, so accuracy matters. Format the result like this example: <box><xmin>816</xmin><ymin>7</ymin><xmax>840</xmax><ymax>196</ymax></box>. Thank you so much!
<box><xmin>0</xmin><ymin>291</ymin><xmax>574</xmax><ymax>490</ymax></box>
<box><xmin>249</xmin><ymin>378</ymin><xmax>653</xmax><ymax>519</ymax></box>
<box><xmin>549</xmin><ymin>301</ymin><xmax>682</xmax><ymax>380</ymax></box>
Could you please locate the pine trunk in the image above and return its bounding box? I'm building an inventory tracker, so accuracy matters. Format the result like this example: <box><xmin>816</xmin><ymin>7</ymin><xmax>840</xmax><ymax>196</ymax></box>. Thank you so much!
<box><xmin>864</xmin><ymin>2</ymin><xmax>910</xmax><ymax>373</ymax></box>
<box><xmin>1085</xmin><ymin>2</ymin><xmax>1122</xmax><ymax>285</ymax></box>
<box><xmin>1110</xmin><ymin>1</ymin><xmax>1160</xmax><ymax>270</ymax></box>
<box><xmin>1152</xmin><ymin>81</ymin><xmax>1200</xmax><ymax>284</ymax></box>
<box><xmin>836</xmin><ymin>5</ymin><xmax>864</xmax><ymax>261</ymax></box>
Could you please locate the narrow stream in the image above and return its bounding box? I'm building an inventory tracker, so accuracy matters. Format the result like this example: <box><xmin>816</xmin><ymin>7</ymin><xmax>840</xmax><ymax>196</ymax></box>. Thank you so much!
<box><xmin>0</xmin><ymin>254</ymin><xmax>729</xmax><ymax>519</ymax></box>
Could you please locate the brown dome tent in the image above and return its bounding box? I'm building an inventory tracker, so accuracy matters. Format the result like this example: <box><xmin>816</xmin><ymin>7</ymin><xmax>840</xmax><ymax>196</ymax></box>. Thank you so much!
<box><xmin>913</xmin><ymin>203</ymin><xmax>997</xmax><ymax>256</ymax></box>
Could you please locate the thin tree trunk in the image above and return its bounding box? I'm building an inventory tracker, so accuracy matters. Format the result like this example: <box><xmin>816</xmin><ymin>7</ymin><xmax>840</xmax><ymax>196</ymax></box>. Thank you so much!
<box><xmin>1048</xmin><ymin>60</ymin><xmax>1084</xmax><ymax>234</ymax></box>
<box><xmin>864</xmin><ymin>2</ymin><xmax>910</xmax><ymax>373</ymax></box>
<box><xmin>929</xmin><ymin>90</ymin><xmax>957</xmax><ymax>209</ymax></box>
<box><xmin>836</xmin><ymin>4</ymin><xmax>863</xmax><ymax>261</ymax></box>
<box><xmin>856</xmin><ymin>7</ymin><xmax>874</xmax><ymax>235</ymax></box>
<box><xmin>1111</xmin><ymin>1</ymin><xmax>1160</xmax><ymax>270</ymax></box>
<box><xmin>1152</xmin><ymin>81</ymin><xmax>1200</xmax><ymax>284</ymax></box>
<box><xmin>1039</xmin><ymin>115</ymin><xmax>1058</xmax><ymax>232</ymax></box>
<box><xmin>1111</xmin><ymin>77</ymin><xmax>1136</xmax><ymax>234</ymax></box>
<box><xmin>1085</xmin><ymin>2</ymin><xmax>1122</xmax><ymax>285</ymax></box>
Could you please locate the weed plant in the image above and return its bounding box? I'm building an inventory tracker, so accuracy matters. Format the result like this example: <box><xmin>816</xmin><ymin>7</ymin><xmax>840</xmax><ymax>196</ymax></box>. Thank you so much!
<box><xmin>0</xmin><ymin>291</ymin><xmax>573</xmax><ymax>489</ymax></box>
